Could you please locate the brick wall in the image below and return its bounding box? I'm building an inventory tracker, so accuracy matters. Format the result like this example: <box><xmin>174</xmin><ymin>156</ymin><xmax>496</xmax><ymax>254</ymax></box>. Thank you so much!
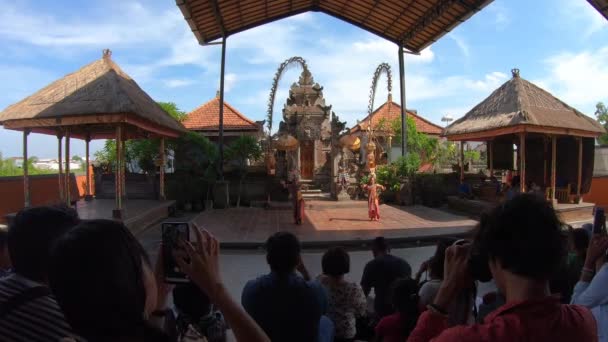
<box><xmin>0</xmin><ymin>172</ymin><xmax>93</xmax><ymax>223</ymax></box>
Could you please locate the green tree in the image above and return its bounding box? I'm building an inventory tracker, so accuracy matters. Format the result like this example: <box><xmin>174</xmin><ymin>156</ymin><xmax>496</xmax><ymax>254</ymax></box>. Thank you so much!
<box><xmin>389</xmin><ymin>116</ymin><xmax>439</xmax><ymax>167</ymax></box>
<box><xmin>158</xmin><ymin>101</ymin><xmax>187</xmax><ymax>122</ymax></box>
<box><xmin>596</xmin><ymin>102</ymin><xmax>608</xmax><ymax>145</ymax></box>
<box><xmin>226</xmin><ymin>135</ymin><xmax>262</xmax><ymax>207</ymax></box>
<box><xmin>173</xmin><ymin>132</ymin><xmax>219</xmax><ymax>204</ymax></box>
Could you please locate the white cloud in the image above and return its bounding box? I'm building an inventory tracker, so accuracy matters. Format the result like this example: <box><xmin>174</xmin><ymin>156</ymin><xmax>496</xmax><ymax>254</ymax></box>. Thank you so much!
<box><xmin>224</xmin><ymin>73</ymin><xmax>237</xmax><ymax>92</ymax></box>
<box><xmin>539</xmin><ymin>46</ymin><xmax>608</xmax><ymax>113</ymax></box>
<box><xmin>486</xmin><ymin>2</ymin><xmax>511</xmax><ymax>31</ymax></box>
<box><xmin>165</xmin><ymin>79</ymin><xmax>195</xmax><ymax>88</ymax></box>
<box><xmin>449</xmin><ymin>34</ymin><xmax>470</xmax><ymax>59</ymax></box>
<box><xmin>559</xmin><ymin>0</ymin><xmax>608</xmax><ymax>38</ymax></box>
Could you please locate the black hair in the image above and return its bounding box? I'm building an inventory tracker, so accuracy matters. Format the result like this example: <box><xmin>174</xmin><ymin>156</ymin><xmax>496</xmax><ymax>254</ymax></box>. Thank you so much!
<box><xmin>428</xmin><ymin>237</ymin><xmax>458</xmax><ymax>280</ymax></box>
<box><xmin>0</xmin><ymin>227</ymin><xmax>7</xmax><ymax>249</ymax></box>
<box><xmin>322</xmin><ymin>247</ymin><xmax>350</xmax><ymax>277</ymax></box>
<box><xmin>266</xmin><ymin>232</ymin><xmax>301</xmax><ymax>275</ymax></box>
<box><xmin>173</xmin><ymin>282</ymin><xmax>212</xmax><ymax>319</ymax></box>
<box><xmin>390</xmin><ymin>278</ymin><xmax>419</xmax><ymax>338</ymax></box>
<box><xmin>48</xmin><ymin>219</ymin><xmax>167</xmax><ymax>342</ymax></box>
<box><xmin>8</xmin><ymin>205</ymin><xmax>80</xmax><ymax>282</ymax></box>
<box><xmin>372</xmin><ymin>236</ymin><xmax>389</xmax><ymax>253</ymax></box>
<box><xmin>474</xmin><ymin>193</ymin><xmax>564</xmax><ymax>280</ymax></box>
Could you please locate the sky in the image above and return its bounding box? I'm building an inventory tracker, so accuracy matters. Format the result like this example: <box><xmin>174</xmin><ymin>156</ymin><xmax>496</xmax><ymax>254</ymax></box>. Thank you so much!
<box><xmin>0</xmin><ymin>0</ymin><xmax>607</xmax><ymax>158</ymax></box>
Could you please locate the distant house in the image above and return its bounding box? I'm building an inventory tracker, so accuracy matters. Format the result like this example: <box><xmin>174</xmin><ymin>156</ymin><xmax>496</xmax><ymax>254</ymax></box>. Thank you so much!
<box><xmin>349</xmin><ymin>95</ymin><xmax>443</xmax><ymax>163</ymax></box>
<box><xmin>182</xmin><ymin>94</ymin><xmax>262</xmax><ymax>144</ymax></box>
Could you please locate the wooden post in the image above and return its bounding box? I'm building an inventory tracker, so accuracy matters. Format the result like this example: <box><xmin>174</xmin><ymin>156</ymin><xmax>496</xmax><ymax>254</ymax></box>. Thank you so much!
<box><xmin>520</xmin><ymin>132</ymin><xmax>526</xmax><ymax>193</ymax></box>
<box><xmin>23</xmin><ymin>130</ymin><xmax>30</xmax><ymax>207</ymax></box>
<box><xmin>159</xmin><ymin>138</ymin><xmax>166</xmax><ymax>200</ymax></box>
<box><xmin>488</xmin><ymin>140</ymin><xmax>494</xmax><ymax>177</ymax></box>
<box><xmin>85</xmin><ymin>135</ymin><xmax>93</xmax><ymax>201</ymax></box>
<box><xmin>57</xmin><ymin>133</ymin><xmax>63</xmax><ymax>202</ymax></box>
<box><xmin>460</xmin><ymin>141</ymin><xmax>465</xmax><ymax>182</ymax></box>
<box><xmin>64</xmin><ymin>129</ymin><xmax>71</xmax><ymax>206</ymax></box>
<box><xmin>543</xmin><ymin>138</ymin><xmax>547</xmax><ymax>188</ymax></box>
<box><xmin>551</xmin><ymin>135</ymin><xmax>557</xmax><ymax>203</ymax></box>
<box><xmin>577</xmin><ymin>137</ymin><xmax>583</xmax><ymax>202</ymax></box>
<box><xmin>122</xmin><ymin>137</ymin><xmax>127</xmax><ymax>200</ymax></box>
<box><xmin>113</xmin><ymin>125</ymin><xmax>123</xmax><ymax>219</ymax></box>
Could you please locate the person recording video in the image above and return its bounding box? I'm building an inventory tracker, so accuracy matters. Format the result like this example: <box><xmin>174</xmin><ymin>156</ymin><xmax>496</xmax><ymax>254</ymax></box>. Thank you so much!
<box><xmin>407</xmin><ymin>194</ymin><xmax>598</xmax><ymax>342</ymax></box>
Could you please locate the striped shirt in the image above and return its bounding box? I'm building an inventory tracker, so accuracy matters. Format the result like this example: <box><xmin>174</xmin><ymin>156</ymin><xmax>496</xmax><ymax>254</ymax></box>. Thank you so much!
<box><xmin>0</xmin><ymin>273</ymin><xmax>80</xmax><ymax>342</ymax></box>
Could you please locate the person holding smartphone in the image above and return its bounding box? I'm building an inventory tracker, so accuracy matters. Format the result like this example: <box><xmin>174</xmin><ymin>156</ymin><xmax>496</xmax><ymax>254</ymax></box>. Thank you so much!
<box><xmin>571</xmin><ymin>233</ymin><xmax>608</xmax><ymax>342</ymax></box>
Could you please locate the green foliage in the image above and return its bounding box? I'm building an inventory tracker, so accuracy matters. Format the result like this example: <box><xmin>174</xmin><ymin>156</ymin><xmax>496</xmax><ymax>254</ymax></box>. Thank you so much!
<box><xmin>375</xmin><ymin>154</ymin><xmax>421</xmax><ymax>193</ymax></box>
<box><xmin>389</xmin><ymin>116</ymin><xmax>439</xmax><ymax>165</ymax></box>
<box><xmin>464</xmin><ymin>150</ymin><xmax>480</xmax><ymax>164</ymax></box>
<box><xmin>173</xmin><ymin>132</ymin><xmax>219</xmax><ymax>202</ymax></box>
<box><xmin>360</xmin><ymin>174</ymin><xmax>370</xmax><ymax>186</ymax></box>
<box><xmin>158</xmin><ymin>101</ymin><xmax>187</xmax><ymax>122</ymax></box>
<box><xmin>0</xmin><ymin>153</ymin><xmax>81</xmax><ymax>177</ymax></box>
<box><xmin>226</xmin><ymin>135</ymin><xmax>262</xmax><ymax>207</ymax></box>
<box><xmin>596</xmin><ymin>102</ymin><xmax>608</xmax><ymax>145</ymax></box>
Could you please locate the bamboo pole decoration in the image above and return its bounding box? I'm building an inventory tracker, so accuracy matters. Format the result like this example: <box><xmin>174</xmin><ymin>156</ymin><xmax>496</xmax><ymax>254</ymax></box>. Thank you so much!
<box><xmin>23</xmin><ymin>130</ymin><xmax>30</xmax><ymax>208</ymax></box>
<box><xmin>159</xmin><ymin>138</ymin><xmax>166</xmax><ymax>200</ymax></box>
<box><xmin>551</xmin><ymin>135</ymin><xmax>557</xmax><ymax>202</ymax></box>
<box><xmin>520</xmin><ymin>132</ymin><xmax>526</xmax><ymax>193</ymax></box>
<box><xmin>577</xmin><ymin>137</ymin><xmax>583</xmax><ymax>201</ymax></box>
<box><xmin>57</xmin><ymin>133</ymin><xmax>63</xmax><ymax>202</ymax></box>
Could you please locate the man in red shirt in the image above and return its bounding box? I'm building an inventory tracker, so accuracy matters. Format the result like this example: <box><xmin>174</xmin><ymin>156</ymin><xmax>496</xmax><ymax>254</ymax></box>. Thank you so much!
<box><xmin>408</xmin><ymin>194</ymin><xmax>597</xmax><ymax>342</ymax></box>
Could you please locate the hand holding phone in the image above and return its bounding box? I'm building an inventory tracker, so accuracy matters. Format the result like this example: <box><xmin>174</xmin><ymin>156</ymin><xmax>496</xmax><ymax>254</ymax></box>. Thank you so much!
<box><xmin>593</xmin><ymin>208</ymin><xmax>606</xmax><ymax>235</ymax></box>
<box><xmin>162</xmin><ymin>222</ymin><xmax>190</xmax><ymax>283</ymax></box>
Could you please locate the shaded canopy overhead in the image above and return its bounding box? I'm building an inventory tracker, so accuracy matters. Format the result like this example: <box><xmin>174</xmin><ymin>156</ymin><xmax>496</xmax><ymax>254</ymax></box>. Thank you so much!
<box><xmin>588</xmin><ymin>0</ymin><xmax>608</xmax><ymax>20</ymax></box>
<box><xmin>444</xmin><ymin>69</ymin><xmax>605</xmax><ymax>141</ymax></box>
<box><xmin>0</xmin><ymin>50</ymin><xmax>186</xmax><ymax>140</ymax></box>
<box><xmin>176</xmin><ymin>0</ymin><xmax>493</xmax><ymax>53</ymax></box>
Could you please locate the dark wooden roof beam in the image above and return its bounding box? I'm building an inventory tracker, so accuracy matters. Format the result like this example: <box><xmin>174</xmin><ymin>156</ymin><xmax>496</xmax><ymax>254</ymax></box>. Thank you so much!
<box><xmin>208</xmin><ymin>0</ymin><xmax>227</xmax><ymax>37</ymax></box>
<box><xmin>400</xmin><ymin>0</ymin><xmax>456</xmax><ymax>45</ymax></box>
<box><xmin>176</xmin><ymin>0</ymin><xmax>206</xmax><ymax>44</ymax></box>
<box><xmin>381</xmin><ymin>0</ymin><xmax>416</xmax><ymax>34</ymax></box>
<box><xmin>360</xmin><ymin>0</ymin><xmax>381</xmax><ymax>25</ymax></box>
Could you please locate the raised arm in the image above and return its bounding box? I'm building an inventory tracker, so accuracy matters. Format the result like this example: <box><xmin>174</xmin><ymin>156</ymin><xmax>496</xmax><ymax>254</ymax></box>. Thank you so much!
<box><xmin>571</xmin><ymin>235</ymin><xmax>608</xmax><ymax>308</ymax></box>
<box><xmin>175</xmin><ymin>224</ymin><xmax>270</xmax><ymax>342</ymax></box>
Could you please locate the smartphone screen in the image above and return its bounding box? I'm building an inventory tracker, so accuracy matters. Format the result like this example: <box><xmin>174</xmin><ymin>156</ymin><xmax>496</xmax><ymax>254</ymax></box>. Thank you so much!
<box><xmin>162</xmin><ymin>222</ymin><xmax>190</xmax><ymax>283</ymax></box>
<box><xmin>593</xmin><ymin>208</ymin><xmax>606</xmax><ymax>235</ymax></box>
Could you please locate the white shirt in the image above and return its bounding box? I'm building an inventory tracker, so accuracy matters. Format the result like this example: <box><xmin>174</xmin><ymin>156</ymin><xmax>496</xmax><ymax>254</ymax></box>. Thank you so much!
<box><xmin>571</xmin><ymin>263</ymin><xmax>608</xmax><ymax>342</ymax></box>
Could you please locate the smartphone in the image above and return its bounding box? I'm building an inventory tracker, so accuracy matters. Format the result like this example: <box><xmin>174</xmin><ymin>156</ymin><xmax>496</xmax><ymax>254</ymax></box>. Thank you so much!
<box><xmin>162</xmin><ymin>222</ymin><xmax>190</xmax><ymax>283</ymax></box>
<box><xmin>593</xmin><ymin>207</ymin><xmax>606</xmax><ymax>235</ymax></box>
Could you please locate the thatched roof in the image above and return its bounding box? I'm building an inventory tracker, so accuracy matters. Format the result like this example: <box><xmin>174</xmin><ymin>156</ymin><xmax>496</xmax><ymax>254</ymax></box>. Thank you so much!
<box><xmin>444</xmin><ymin>69</ymin><xmax>605</xmax><ymax>140</ymax></box>
<box><xmin>0</xmin><ymin>50</ymin><xmax>186</xmax><ymax>139</ymax></box>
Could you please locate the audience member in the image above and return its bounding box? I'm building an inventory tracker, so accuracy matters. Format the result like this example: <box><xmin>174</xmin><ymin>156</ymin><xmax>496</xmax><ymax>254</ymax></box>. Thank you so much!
<box><xmin>417</xmin><ymin>238</ymin><xmax>475</xmax><ymax>326</ymax></box>
<box><xmin>361</xmin><ymin>237</ymin><xmax>412</xmax><ymax>318</ymax></box>
<box><xmin>408</xmin><ymin>194</ymin><xmax>598</xmax><ymax>342</ymax></box>
<box><xmin>571</xmin><ymin>234</ymin><xmax>608</xmax><ymax>342</ymax></box>
<box><xmin>0</xmin><ymin>225</ymin><xmax>10</xmax><ymax>277</ymax></box>
<box><xmin>374</xmin><ymin>278</ymin><xmax>419</xmax><ymax>342</ymax></box>
<box><xmin>49</xmin><ymin>219</ymin><xmax>269</xmax><ymax>342</ymax></box>
<box><xmin>242</xmin><ymin>231</ymin><xmax>324</xmax><ymax>342</ymax></box>
<box><xmin>0</xmin><ymin>206</ymin><xmax>80</xmax><ymax>341</ymax></box>
<box><xmin>318</xmin><ymin>247</ymin><xmax>366</xmax><ymax>342</ymax></box>
<box><xmin>173</xmin><ymin>282</ymin><xmax>227</xmax><ymax>342</ymax></box>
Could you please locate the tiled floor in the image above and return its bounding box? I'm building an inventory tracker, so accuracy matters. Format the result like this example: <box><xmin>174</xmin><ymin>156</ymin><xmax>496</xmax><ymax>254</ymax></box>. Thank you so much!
<box><xmin>193</xmin><ymin>200</ymin><xmax>477</xmax><ymax>243</ymax></box>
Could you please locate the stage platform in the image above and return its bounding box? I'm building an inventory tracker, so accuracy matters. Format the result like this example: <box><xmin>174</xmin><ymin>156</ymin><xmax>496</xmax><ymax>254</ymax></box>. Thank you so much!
<box><xmin>447</xmin><ymin>196</ymin><xmax>595</xmax><ymax>224</ymax></box>
<box><xmin>193</xmin><ymin>200</ymin><xmax>477</xmax><ymax>248</ymax></box>
<box><xmin>76</xmin><ymin>199</ymin><xmax>175</xmax><ymax>235</ymax></box>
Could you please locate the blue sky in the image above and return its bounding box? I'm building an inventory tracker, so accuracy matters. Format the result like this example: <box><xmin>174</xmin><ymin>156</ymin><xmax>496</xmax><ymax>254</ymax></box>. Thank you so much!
<box><xmin>0</xmin><ymin>0</ymin><xmax>607</xmax><ymax>158</ymax></box>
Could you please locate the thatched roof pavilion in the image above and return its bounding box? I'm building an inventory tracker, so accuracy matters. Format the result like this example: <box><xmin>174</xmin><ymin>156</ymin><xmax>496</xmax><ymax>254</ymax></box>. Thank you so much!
<box><xmin>444</xmin><ymin>69</ymin><xmax>605</xmax><ymax>203</ymax></box>
<box><xmin>0</xmin><ymin>50</ymin><xmax>185</xmax><ymax>218</ymax></box>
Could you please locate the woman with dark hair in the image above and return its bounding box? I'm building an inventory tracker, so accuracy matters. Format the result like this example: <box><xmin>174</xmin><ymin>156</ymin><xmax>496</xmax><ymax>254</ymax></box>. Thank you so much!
<box><xmin>317</xmin><ymin>247</ymin><xmax>366</xmax><ymax>342</ymax></box>
<box><xmin>49</xmin><ymin>219</ymin><xmax>269</xmax><ymax>342</ymax></box>
<box><xmin>374</xmin><ymin>278</ymin><xmax>419</xmax><ymax>342</ymax></box>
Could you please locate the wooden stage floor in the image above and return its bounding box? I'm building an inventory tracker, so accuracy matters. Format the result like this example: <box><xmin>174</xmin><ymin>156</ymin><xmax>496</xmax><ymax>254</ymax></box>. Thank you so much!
<box><xmin>193</xmin><ymin>201</ymin><xmax>477</xmax><ymax>246</ymax></box>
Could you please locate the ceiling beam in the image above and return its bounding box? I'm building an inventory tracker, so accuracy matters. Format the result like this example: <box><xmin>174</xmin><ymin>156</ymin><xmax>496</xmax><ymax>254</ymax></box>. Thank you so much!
<box><xmin>208</xmin><ymin>0</ymin><xmax>227</xmax><ymax>37</ymax></box>
<box><xmin>381</xmin><ymin>0</ymin><xmax>416</xmax><ymax>34</ymax></box>
<box><xmin>176</xmin><ymin>0</ymin><xmax>206</xmax><ymax>44</ymax></box>
<box><xmin>361</xmin><ymin>0</ymin><xmax>381</xmax><ymax>26</ymax></box>
<box><xmin>237</xmin><ymin>0</ymin><xmax>244</xmax><ymax>26</ymax></box>
<box><xmin>399</xmin><ymin>0</ymin><xmax>457</xmax><ymax>44</ymax></box>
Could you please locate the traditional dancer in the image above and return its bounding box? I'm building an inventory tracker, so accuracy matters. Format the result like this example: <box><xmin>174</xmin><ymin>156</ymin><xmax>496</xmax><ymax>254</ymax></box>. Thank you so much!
<box><xmin>282</xmin><ymin>169</ymin><xmax>305</xmax><ymax>225</ymax></box>
<box><xmin>363</xmin><ymin>174</ymin><xmax>385</xmax><ymax>221</ymax></box>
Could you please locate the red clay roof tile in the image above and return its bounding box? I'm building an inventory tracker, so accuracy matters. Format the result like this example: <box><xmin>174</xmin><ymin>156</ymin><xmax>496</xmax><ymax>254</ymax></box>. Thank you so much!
<box><xmin>350</xmin><ymin>100</ymin><xmax>443</xmax><ymax>136</ymax></box>
<box><xmin>183</xmin><ymin>96</ymin><xmax>259</xmax><ymax>131</ymax></box>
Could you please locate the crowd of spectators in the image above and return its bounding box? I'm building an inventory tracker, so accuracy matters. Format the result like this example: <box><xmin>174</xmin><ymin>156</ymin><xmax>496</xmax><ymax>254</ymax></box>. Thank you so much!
<box><xmin>0</xmin><ymin>193</ymin><xmax>606</xmax><ymax>341</ymax></box>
